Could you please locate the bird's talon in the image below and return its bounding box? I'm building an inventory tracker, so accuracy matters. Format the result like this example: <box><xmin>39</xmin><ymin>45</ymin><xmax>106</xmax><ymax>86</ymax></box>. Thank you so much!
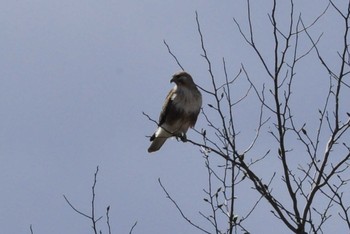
<box><xmin>180</xmin><ymin>134</ymin><xmax>187</xmax><ymax>142</ymax></box>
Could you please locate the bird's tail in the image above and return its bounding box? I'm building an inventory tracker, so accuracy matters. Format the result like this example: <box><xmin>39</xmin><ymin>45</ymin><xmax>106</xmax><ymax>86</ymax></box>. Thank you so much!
<box><xmin>148</xmin><ymin>127</ymin><xmax>172</xmax><ymax>153</ymax></box>
<box><xmin>148</xmin><ymin>137</ymin><xmax>167</xmax><ymax>153</ymax></box>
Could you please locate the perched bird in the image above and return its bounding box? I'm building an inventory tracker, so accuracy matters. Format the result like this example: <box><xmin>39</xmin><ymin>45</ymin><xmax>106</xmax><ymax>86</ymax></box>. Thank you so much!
<box><xmin>148</xmin><ymin>71</ymin><xmax>202</xmax><ymax>153</ymax></box>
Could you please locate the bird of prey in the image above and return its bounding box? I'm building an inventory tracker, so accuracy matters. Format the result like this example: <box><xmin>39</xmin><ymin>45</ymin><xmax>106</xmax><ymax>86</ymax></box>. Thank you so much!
<box><xmin>148</xmin><ymin>71</ymin><xmax>202</xmax><ymax>153</ymax></box>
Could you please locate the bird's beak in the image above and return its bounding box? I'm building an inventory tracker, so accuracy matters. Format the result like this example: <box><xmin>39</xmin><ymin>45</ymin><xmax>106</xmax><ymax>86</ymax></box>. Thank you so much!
<box><xmin>170</xmin><ymin>77</ymin><xmax>175</xmax><ymax>83</ymax></box>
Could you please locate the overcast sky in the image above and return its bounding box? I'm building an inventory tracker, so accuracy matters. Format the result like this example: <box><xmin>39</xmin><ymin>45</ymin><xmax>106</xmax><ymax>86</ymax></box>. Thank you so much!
<box><xmin>0</xmin><ymin>0</ymin><xmax>349</xmax><ymax>233</ymax></box>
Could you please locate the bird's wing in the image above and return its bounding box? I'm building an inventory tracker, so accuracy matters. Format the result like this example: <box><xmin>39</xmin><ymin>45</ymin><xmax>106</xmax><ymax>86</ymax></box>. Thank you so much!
<box><xmin>188</xmin><ymin>109</ymin><xmax>201</xmax><ymax>127</ymax></box>
<box><xmin>158</xmin><ymin>88</ymin><xmax>182</xmax><ymax>126</ymax></box>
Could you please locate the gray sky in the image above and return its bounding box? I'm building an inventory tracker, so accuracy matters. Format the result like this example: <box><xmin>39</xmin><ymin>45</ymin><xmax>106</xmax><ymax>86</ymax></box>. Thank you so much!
<box><xmin>0</xmin><ymin>0</ymin><xmax>348</xmax><ymax>233</ymax></box>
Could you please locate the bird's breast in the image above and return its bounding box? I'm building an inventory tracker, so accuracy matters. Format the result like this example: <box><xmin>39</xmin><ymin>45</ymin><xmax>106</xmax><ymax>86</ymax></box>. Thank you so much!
<box><xmin>173</xmin><ymin>88</ymin><xmax>202</xmax><ymax>113</ymax></box>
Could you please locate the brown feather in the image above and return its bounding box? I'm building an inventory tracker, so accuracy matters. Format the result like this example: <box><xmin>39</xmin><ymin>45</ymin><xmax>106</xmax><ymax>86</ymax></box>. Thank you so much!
<box><xmin>148</xmin><ymin>137</ymin><xmax>167</xmax><ymax>153</ymax></box>
<box><xmin>158</xmin><ymin>88</ymin><xmax>175</xmax><ymax>126</ymax></box>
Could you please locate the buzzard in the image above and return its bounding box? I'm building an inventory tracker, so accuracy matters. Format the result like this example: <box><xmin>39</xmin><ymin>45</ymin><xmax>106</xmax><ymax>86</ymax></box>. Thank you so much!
<box><xmin>148</xmin><ymin>71</ymin><xmax>202</xmax><ymax>153</ymax></box>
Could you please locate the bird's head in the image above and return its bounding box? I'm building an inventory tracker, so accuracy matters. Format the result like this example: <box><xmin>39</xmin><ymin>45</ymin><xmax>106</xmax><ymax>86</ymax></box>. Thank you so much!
<box><xmin>170</xmin><ymin>71</ymin><xmax>195</xmax><ymax>87</ymax></box>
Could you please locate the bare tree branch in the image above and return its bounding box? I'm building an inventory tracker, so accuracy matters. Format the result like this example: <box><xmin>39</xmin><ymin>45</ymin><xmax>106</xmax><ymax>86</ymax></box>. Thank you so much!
<box><xmin>158</xmin><ymin>178</ymin><xmax>211</xmax><ymax>234</ymax></box>
<box><xmin>129</xmin><ymin>221</ymin><xmax>138</xmax><ymax>234</ymax></box>
<box><xmin>163</xmin><ymin>40</ymin><xmax>185</xmax><ymax>71</ymax></box>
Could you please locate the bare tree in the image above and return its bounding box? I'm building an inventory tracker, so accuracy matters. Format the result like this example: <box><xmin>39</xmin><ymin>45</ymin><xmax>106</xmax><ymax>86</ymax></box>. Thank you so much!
<box><xmin>156</xmin><ymin>1</ymin><xmax>350</xmax><ymax>233</ymax></box>
<box><xmin>63</xmin><ymin>166</ymin><xmax>137</xmax><ymax>234</ymax></box>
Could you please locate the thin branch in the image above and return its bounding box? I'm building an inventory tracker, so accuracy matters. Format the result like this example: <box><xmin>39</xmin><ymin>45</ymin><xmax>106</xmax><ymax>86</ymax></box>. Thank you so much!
<box><xmin>106</xmin><ymin>206</ymin><xmax>112</xmax><ymax>234</ymax></box>
<box><xmin>63</xmin><ymin>166</ymin><xmax>103</xmax><ymax>234</ymax></box>
<box><xmin>129</xmin><ymin>221</ymin><xmax>138</xmax><ymax>234</ymax></box>
<box><xmin>158</xmin><ymin>178</ymin><xmax>211</xmax><ymax>234</ymax></box>
<box><xmin>142</xmin><ymin>111</ymin><xmax>158</xmax><ymax>126</ymax></box>
<box><xmin>186</xmin><ymin>137</ymin><xmax>233</xmax><ymax>162</ymax></box>
<box><xmin>91</xmin><ymin>167</ymin><xmax>99</xmax><ymax>234</ymax></box>
<box><xmin>163</xmin><ymin>40</ymin><xmax>185</xmax><ymax>71</ymax></box>
<box><xmin>63</xmin><ymin>195</ymin><xmax>92</xmax><ymax>219</ymax></box>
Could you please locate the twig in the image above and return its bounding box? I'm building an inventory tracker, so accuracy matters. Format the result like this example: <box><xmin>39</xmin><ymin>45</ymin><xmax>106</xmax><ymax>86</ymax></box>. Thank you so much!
<box><xmin>63</xmin><ymin>195</ymin><xmax>92</xmax><ymax>219</ymax></box>
<box><xmin>106</xmin><ymin>206</ymin><xmax>112</xmax><ymax>234</ymax></box>
<box><xmin>158</xmin><ymin>178</ymin><xmax>211</xmax><ymax>234</ymax></box>
<box><xmin>63</xmin><ymin>166</ymin><xmax>103</xmax><ymax>234</ymax></box>
<box><xmin>129</xmin><ymin>221</ymin><xmax>138</xmax><ymax>234</ymax></box>
<box><xmin>163</xmin><ymin>40</ymin><xmax>185</xmax><ymax>71</ymax></box>
<box><xmin>142</xmin><ymin>111</ymin><xmax>158</xmax><ymax>126</ymax></box>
